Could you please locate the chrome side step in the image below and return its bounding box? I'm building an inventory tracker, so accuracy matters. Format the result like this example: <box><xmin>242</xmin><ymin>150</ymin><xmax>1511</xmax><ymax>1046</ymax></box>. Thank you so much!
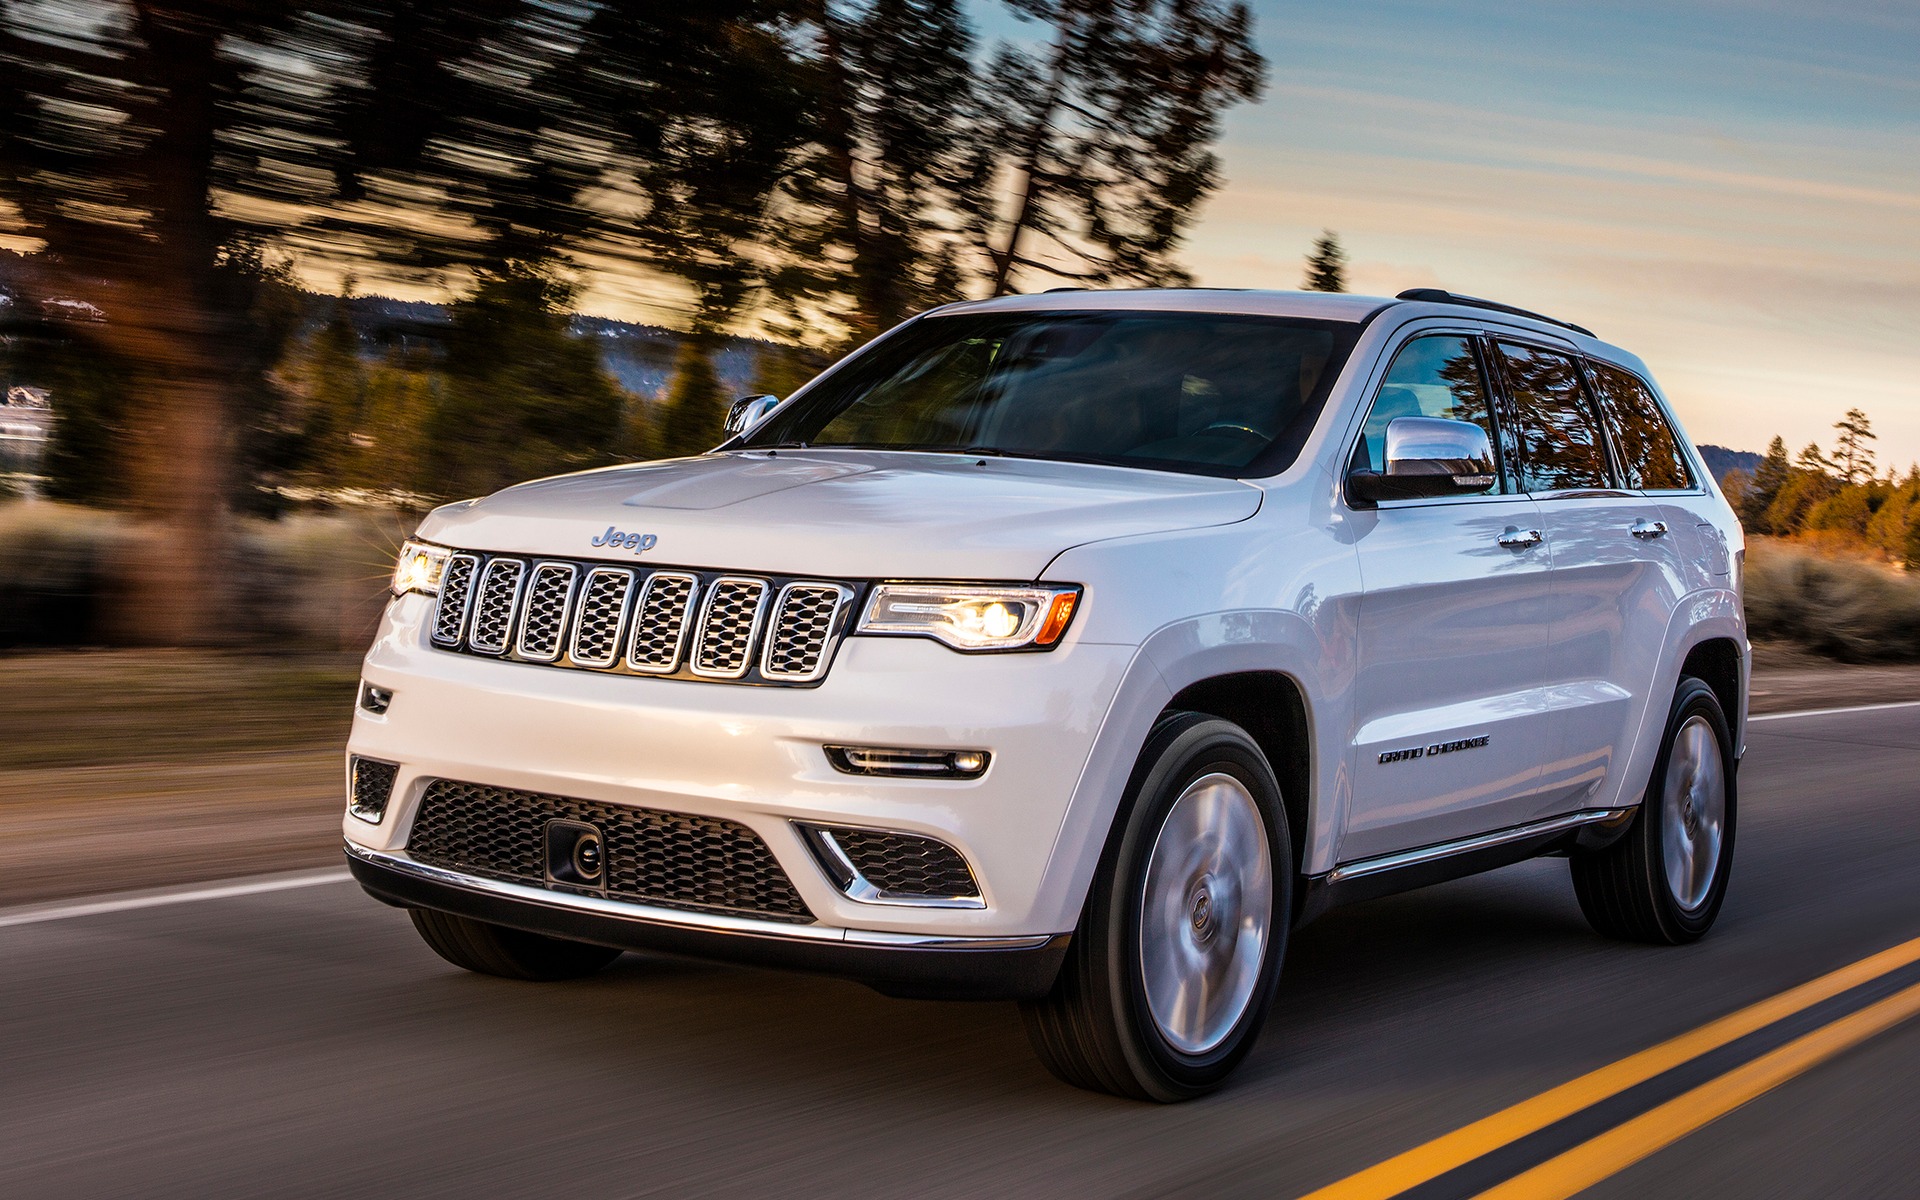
<box><xmin>1328</xmin><ymin>809</ymin><xmax>1632</xmax><ymax>885</ymax></box>
<box><xmin>1297</xmin><ymin>808</ymin><xmax>1635</xmax><ymax>925</ymax></box>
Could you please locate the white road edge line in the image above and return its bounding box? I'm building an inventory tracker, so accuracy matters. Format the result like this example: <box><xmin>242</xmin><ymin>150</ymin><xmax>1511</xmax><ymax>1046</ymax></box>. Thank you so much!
<box><xmin>1751</xmin><ymin>699</ymin><xmax>1920</xmax><ymax>723</ymax></box>
<box><xmin>0</xmin><ymin>868</ymin><xmax>353</xmax><ymax>929</ymax></box>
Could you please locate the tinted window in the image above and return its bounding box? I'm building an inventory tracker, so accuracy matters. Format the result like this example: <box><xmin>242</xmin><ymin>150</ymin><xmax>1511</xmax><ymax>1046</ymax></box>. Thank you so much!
<box><xmin>1588</xmin><ymin>362</ymin><xmax>1692</xmax><ymax>490</ymax></box>
<box><xmin>744</xmin><ymin>311</ymin><xmax>1360</xmax><ymax>477</ymax></box>
<box><xmin>1355</xmin><ymin>335</ymin><xmax>1503</xmax><ymax>493</ymax></box>
<box><xmin>1495</xmin><ymin>342</ymin><xmax>1611</xmax><ymax>492</ymax></box>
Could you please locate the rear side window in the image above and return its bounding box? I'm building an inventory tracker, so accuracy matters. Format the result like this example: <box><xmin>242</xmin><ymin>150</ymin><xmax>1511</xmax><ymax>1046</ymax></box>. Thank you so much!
<box><xmin>1494</xmin><ymin>342</ymin><xmax>1611</xmax><ymax>492</ymax></box>
<box><xmin>1588</xmin><ymin>362</ymin><xmax>1693</xmax><ymax>490</ymax></box>
<box><xmin>1355</xmin><ymin>335</ymin><xmax>1505</xmax><ymax>493</ymax></box>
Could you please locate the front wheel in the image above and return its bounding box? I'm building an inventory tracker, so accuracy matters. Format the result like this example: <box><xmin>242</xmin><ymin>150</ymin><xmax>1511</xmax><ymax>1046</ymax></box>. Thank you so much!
<box><xmin>1020</xmin><ymin>713</ymin><xmax>1293</xmax><ymax>1101</ymax></box>
<box><xmin>1571</xmin><ymin>676</ymin><xmax>1736</xmax><ymax>944</ymax></box>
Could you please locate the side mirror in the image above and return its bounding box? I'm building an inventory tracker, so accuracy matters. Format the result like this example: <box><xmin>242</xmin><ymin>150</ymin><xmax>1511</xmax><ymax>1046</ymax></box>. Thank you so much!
<box><xmin>724</xmin><ymin>393</ymin><xmax>782</xmax><ymax>438</ymax></box>
<box><xmin>1348</xmin><ymin>416</ymin><xmax>1497</xmax><ymax>503</ymax></box>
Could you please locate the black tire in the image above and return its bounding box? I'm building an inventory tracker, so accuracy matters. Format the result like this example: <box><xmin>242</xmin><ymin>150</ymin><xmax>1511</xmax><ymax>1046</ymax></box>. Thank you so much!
<box><xmin>1020</xmin><ymin>712</ymin><xmax>1294</xmax><ymax>1102</ymax></box>
<box><xmin>1571</xmin><ymin>676</ymin><xmax>1737</xmax><ymax>944</ymax></box>
<box><xmin>409</xmin><ymin>908</ymin><xmax>624</xmax><ymax>981</ymax></box>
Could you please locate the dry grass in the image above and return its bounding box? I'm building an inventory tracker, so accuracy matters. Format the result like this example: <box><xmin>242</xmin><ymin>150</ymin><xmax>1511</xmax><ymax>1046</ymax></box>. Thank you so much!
<box><xmin>1744</xmin><ymin>538</ymin><xmax>1920</xmax><ymax>662</ymax></box>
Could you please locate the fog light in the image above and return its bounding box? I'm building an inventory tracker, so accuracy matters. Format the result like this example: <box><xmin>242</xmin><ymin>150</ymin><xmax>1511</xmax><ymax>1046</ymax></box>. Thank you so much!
<box><xmin>359</xmin><ymin>682</ymin><xmax>393</xmax><ymax>715</ymax></box>
<box><xmin>348</xmin><ymin>756</ymin><xmax>399</xmax><ymax>823</ymax></box>
<box><xmin>824</xmin><ymin>745</ymin><xmax>991</xmax><ymax>779</ymax></box>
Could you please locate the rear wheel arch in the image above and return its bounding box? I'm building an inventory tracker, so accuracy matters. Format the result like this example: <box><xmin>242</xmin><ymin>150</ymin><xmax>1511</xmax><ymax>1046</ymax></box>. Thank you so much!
<box><xmin>1679</xmin><ymin>636</ymin><xmax>1744</xmax><ymax>737</ymax></box>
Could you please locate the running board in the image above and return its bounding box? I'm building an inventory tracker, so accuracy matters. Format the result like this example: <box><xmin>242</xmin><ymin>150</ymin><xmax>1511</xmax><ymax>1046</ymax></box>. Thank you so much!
<box><xmin>1297</xmin><ymin>808</ymin><xmax>1633</xmax><ymax>925</ymax></box>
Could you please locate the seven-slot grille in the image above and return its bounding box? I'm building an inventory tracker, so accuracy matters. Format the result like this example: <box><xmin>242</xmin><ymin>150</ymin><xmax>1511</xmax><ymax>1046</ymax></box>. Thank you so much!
<box><xmin>429</xmin><ymin>550</ymin><xmax>855</xmax><ymax>687</ymax></box>
<box><xmin>406</xmin><ymin>779</ymin><xmax>814</xmax><ymax>922</ymax></box>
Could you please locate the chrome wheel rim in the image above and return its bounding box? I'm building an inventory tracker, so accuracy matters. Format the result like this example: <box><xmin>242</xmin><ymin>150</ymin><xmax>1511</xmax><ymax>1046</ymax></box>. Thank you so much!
<box><xmin>1661</xmin><ymin>714</ymin><xmax>1726</xmax><ymax>912</ymax></box>
<box><xmin>1139</xmin><ymin>772</ymin><xmax>1274</xmax><ymax>1055</ymax></box>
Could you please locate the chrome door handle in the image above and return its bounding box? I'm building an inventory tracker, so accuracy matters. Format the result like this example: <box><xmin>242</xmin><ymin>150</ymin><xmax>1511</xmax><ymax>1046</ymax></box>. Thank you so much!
<box><xmin>1497</xmin><ymin>527</ymin><xmax>1543</xmax><ymax>549</ymax></box>
<box><xmin>1631</xmin><ymin>519</ymin><xmax>1669</xmax><ymax>540</ymax></box>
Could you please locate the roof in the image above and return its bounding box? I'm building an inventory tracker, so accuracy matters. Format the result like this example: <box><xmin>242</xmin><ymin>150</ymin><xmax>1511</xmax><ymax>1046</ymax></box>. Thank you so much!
<box><xmin>931</xmin><ymin>286</ymin><xmax>1622</xmax><ymax>360</ymax></box>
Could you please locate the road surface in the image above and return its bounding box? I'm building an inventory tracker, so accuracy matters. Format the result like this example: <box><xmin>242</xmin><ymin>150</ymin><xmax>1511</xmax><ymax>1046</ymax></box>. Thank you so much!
<box><xmin>4</xmin><ymin>703</ymin><xmax>1918</xmax><ymax>1199</ymax></box>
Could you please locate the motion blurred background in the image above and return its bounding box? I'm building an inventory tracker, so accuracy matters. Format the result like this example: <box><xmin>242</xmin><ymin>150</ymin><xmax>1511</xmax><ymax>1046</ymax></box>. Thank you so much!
<box><xmin>0</xmin><ymin>1</ymin><xmax>1916</xmax><ymax>904</ymax></box>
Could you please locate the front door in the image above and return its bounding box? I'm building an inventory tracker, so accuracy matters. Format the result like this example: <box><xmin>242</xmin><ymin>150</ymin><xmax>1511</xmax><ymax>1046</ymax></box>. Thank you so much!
<box><xmin>1342</xmin><ymin>332</ymin><xmax>1560</xmax><ymax>863</ymax></box>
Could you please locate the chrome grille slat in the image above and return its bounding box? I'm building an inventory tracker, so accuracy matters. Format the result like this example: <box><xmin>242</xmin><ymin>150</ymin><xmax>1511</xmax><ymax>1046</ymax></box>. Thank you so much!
<box><xmin>569</xmin><ymin>567</ymin><xmax>636</xmax><ymax>667</ymax></box>
<box><xmin>515</xmin><ymin>562</ymin><xmax>577</xmax><ymax>661</ymax></box>
<box><xmin>467</xmin><ymin>558</ymin><xmax>527</xmax><ymax>654</ymax></box>
<box><xmin>627</xmin><ymin>572</ymin><xmax>698</xmax><ymax>673</ymax></box>
<box><xmin>762</xmin><ymin>583</ymin><xmax>849</xmax><ymax>682</ymax></box>
<box><xmin>692</xmin><ymin>578</ymin><xmax>769</xmax><ymax>679</ymax></box>
<box><xmin>423</xmin><ymin>551</ymin><xmax>850</xmax><ymax>687</ymax></box>
<box><xmin>430</xmin><ymin>553</ymin><xmax>480</xmax><ymax>645</ymax></box>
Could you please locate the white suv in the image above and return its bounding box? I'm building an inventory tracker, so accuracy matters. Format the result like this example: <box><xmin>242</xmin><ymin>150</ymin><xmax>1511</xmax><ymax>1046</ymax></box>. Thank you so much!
<box><xmin>347</xmin><ymin>288</ymin><xmax>1746</xmax><ymax>1100</ymax></box>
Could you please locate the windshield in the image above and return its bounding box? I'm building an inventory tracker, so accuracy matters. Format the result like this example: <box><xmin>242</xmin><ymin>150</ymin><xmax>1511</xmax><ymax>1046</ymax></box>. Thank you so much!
<box><xmin>741</xmin><ymin>310</ymin><xmax>1363</xmax><ymax>477</ymax></box>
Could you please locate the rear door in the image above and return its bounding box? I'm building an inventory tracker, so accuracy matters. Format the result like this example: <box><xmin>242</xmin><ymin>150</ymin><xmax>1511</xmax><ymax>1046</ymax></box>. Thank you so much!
<box><xmin>1341</xmin><ymin>331</ymin><xmax>1558</xmax><ymax>863</ymax></box>
<box><xmin>1491</xmin><ymin>340</ymin><xmax>1689</xmax><ymax>813</ymax></box>
<box><xmin>1587</xmin><ymin>360</ymin><xmax>1731</xmax><ymax>593</ymax></box>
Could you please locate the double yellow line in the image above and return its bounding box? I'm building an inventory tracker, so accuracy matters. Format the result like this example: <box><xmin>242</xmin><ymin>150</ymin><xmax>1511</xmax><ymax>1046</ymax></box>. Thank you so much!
<box><xmin>1302</xmin><ymin>934</ymin><xmax>1920</xmax><ymax>1200</ymax></box>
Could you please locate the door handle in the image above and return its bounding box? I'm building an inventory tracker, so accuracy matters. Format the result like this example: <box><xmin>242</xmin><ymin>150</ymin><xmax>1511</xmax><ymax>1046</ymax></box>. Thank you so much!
<box><xmin>1497</xmin><ymin>527</ymin><xmax>1543</xmax><ymax>549</ymax></box>
<box><xmin>1631</xmin><ymin>519</ymin><xmax>1669</xmax><ymax>540</ymax></box>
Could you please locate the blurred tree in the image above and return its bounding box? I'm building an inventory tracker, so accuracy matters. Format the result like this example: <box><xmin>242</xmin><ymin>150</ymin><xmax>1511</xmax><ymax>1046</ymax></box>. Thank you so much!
<box><xmin>0</xmin><ymin>1</ymin><xmax>808</xmax><ymax>639</ymax></box>
<box><xmin>1795</xmin><ymin>441</ymin><xmax>1836</xmax><ymax>475</ymax></box>
<box><xmin>1737</xmin><ymin>436</ymin><xmax>1790</xmax><ymax>533</ymax></box>
<box><xmin>1832</xmin><ymin>407</ymin><xmax>1877</xmax><ymax>486</ymax></box>
<box><xmin>969</xmin><ymin>0</ymin><xmax>1266</xmax><ymax>295</ymax></box>
<box><xmin>1802</xmin><ymin>484</ymin><xmax>1877</xmax><ymax>539</ymax></box>
<box><xmin>429</xmin><ymin>265</ymin><xmax>627</xmax><ymax>498</ymax></box>
<box><xmin>771</xmin><ymin>0</ymin><xmax>982</xmax><ymax>346</ymax></box>
<box><xmin>1865</xmin><ymin>472</ymin><xmax>1918</xmax><ymax>562</ymax></box>
<box><xmin>1764</xmin><ymin>461</ymin><xmax>1840</xmax><ymax>536</ymax></box>
<box><xmin>1302</xmin><ymin>230</ymin><xmax>1347</xmax><ymax>292</ymax></box>
<box><xmin>286</xmin><ymin>294</ymin><xmax>370</xmax><ymax>487</ymax></box>
<box><xmin>0</xmin><ymin>2</ymin><xmax>352</xmax><ymax>640</ymax></box>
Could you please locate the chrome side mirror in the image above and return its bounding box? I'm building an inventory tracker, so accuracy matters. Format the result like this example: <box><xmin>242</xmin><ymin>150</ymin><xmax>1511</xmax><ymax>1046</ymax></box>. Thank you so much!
<box><xmin>1348</xmin><ymin>416</ymin><xmax>1497</xmax><ymax>503</ymax></box>
<box><xmin>724</xmin><ymin>393</ymin><xmax>782</xmax><ymax>438</ymax></box>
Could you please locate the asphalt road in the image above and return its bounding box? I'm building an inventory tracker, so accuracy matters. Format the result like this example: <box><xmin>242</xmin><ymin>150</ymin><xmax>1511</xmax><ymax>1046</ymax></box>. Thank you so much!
<box><xmin>4</xmin><ymin>703</ymin><xmax>1918</xmax><ymax>1199</ymax></box>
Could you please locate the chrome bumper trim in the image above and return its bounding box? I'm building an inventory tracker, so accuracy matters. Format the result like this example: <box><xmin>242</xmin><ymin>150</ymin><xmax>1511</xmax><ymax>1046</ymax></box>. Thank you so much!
<box><xmin>1327</xmin><ymin>808</ymin><xmax>1633</xmax><ymax>885</ymax></box>
<box><xmin>343</xmin><ymin>842</ymin><xmax>1054</xmax><ymax>951</ymax></box>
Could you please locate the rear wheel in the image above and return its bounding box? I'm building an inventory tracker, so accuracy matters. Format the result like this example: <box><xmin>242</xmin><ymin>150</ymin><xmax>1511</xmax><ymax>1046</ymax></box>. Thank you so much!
<box><xmin>409</xmin><ymin>908</ymin><xmax>623</xmax><ymax>981</ymax></box>
<box><xmin>1020</xmin><ymin>713</ymin><xmax>1293</xmax><ymax>1101</ymax></box>
<box><xmin>1571</xmin><ymin>676</ymin><xmax>1736</xmax><ymax>944</ymax></box>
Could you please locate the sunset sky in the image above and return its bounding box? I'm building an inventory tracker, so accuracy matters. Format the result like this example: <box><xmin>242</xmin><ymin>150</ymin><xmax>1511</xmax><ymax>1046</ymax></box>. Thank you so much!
<box><xmin>1188</xmin><ymin>0</ymin><xmax>1920</xmax><ymax>467</ymax></box>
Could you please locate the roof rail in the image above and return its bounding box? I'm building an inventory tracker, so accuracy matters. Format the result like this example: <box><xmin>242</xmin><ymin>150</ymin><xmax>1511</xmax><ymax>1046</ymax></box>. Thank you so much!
<box><xmin>1395</xmin><ymin>288</ymin><xmax>1594</xmax><ymax>338</ymax></box>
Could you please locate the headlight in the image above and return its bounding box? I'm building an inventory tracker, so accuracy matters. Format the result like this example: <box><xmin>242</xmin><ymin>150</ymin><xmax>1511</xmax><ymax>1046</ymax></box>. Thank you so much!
<box><xmin>857</xmin><ymin>583</ymin><xmax>1080</xmax><ymax>652</ymax></box>
<box><xmin>391</xmin><ymin>539</ymin><xmax>451</xmax><ymax>597</ymax></box>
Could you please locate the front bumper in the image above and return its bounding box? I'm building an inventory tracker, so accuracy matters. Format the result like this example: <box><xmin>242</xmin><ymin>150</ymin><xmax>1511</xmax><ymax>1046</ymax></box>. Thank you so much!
<box><xmin>348</xmin><ymin>843</ymin><xmax>1071</xmax><ymax>999</ymax></box>
<box><xmin>346</xmin><ymin>592</ymin><xmax>1138</xmax><ymax>938</ymax></box>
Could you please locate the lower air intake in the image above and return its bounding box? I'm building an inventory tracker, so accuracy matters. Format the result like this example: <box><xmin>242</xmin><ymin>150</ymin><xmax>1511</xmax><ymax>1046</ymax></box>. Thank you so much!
<box><xmin>406</xmin><ymin>779</ymin><xmax>814</xmax><ymax>923</ymax></box>
<box><xmin>798</xmin><ymin>824</ymin><xmax>983</xmax><ymax>907</ymax></box>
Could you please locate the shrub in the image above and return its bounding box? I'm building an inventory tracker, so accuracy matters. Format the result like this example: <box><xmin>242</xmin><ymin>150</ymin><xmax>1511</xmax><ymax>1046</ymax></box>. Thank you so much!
<box><xmin>0</xmin><ymin>501</ymin><xmax>406</xmax><ymax>650</ymax></box>
<box><xmin>1744</xmin><ymin>539</ymin><xmax>1920</xmax><ymax>662</ymax></box>
<box><xmin>0</xmin><ymin>502</ymin><xmax>121</xmax><ymax>646</ymax></box>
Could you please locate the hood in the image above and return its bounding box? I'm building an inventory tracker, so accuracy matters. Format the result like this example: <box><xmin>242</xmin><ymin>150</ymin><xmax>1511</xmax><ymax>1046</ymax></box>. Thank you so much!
<box><xmin>415</xmin><ymin>449</ymin><xmax>1262</xmax><ymax>580</ymax></box>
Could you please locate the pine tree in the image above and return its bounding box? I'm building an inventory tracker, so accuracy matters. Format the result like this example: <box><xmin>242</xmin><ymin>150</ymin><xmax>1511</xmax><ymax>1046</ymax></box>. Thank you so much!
<box><xmin>970</xmin><ymin>0</ymin><xmax>1266</xmax><ymax>295</ymax></box>
<box><xmin>1738</xmin><ymin>436</ymin><xmax>1791</xmax><ymax>533</ymax></box>
<box><xmin>1302</xmin><ymin>230</ymin><xmax>1347</xmax><ymax>292</ymax></box>
<box><xmin>1796</xmin><ymin>442</ymin><xmax>1836</xmax><ymax>476</ymax></box>
<box><xmin>429</xmin><ymin>265</ymin><xmax>628</xmax><ymax>499</ymax></box>
<box><xmin>1831</xmin><ymin>407</ymin><xmax>1877</xmax><ymax>485</ymax></box>
<box><xmin>773</xmin><ymin>0</ymin><xmax>983</xmax><ymax>347</ymax></box>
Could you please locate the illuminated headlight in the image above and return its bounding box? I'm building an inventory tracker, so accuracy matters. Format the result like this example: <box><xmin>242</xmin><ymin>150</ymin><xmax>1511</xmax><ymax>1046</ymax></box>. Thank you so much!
<box><xmin>391</xmin><ymin>539</ymin><xmax>451</xmax><ymax>597</ymax></box>
<box><xmin>857</xmin><ymin>583</ymin><xmax>1080</xmax><ymax>652</ymax></box>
